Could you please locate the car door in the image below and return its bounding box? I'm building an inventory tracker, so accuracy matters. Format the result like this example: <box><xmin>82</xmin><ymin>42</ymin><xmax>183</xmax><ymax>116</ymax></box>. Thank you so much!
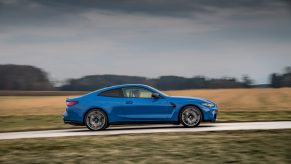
<box><xmin>116</xmin><ymin>87</ymin><xmax>175</xmax><ymax>122</ymax></box>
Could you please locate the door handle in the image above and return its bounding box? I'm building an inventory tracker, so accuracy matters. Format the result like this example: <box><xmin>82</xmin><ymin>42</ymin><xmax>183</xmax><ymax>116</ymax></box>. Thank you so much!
<box><xmin>126</xmin><ymin>101</ymin><xmax>133</xmax><ymax>104</ymax></box>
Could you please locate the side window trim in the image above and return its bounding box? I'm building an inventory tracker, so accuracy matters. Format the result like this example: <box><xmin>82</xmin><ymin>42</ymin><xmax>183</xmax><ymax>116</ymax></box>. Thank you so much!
<box><xmin>98</xmin><ymin>88</ymin><xmax>124</xmax><ymax>98</ymax></box>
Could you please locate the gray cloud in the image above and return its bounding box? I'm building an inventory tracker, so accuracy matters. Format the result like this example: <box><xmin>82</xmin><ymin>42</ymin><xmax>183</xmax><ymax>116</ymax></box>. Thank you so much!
<box><xmin>32</xmin><ymin>0</ymin><xmax>288</xmax><ymax>15</ymax></box>
<box><xmin>0</xmin><ymin>0</ymin><xmax>288</xmax><ymax>30</ymax></box>
<box><xmin>0</xmin><ymin>0</ymin><xmax>288</xmax><ymax>19</ymax></box>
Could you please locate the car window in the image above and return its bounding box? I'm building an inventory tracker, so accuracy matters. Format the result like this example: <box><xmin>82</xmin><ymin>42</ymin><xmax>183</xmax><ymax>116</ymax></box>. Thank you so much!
<box><xmin>123</xmin><ymin>87</ymin><xmax>153</xmax><ymax>98</ymax></box>
<box><xmin>99</xmin><ymin>88</ymin><xmax>124</xmax><ymax>97</ymax></box>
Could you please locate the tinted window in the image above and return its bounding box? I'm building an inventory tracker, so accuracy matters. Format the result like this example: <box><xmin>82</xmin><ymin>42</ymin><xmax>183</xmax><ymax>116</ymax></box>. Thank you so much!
<box><xmin>99</xmin><ymin>88</ymin><xmax>124</xmax><ymax>97</ymax></box>
<box><xmin>123</xmin><ymin>87</ymin><xmax>153</xmax><ymax>98</ymax></box>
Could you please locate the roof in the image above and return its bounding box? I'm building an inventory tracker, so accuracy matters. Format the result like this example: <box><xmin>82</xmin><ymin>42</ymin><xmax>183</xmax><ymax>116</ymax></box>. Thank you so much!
<box><xmin>91</xmin><ymin>84</ymin><xmax>151</xmax><ymax>94</ymax></box>
<box><xmin>110</xmin><ymin>84</ymin><xmax>150</xmax><ymax>88</ymax></box>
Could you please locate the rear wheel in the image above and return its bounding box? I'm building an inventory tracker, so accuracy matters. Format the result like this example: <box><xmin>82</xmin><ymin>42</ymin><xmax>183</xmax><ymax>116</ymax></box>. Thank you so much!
<box><xmin>85</xmin><ymin>109</ymin><xmax>108</xmax><ymax>131</ymax></box>
<box><xmin>180</xmin><ymin>106</ymin><xmax>202</xmax><ymax>127</ymax></box>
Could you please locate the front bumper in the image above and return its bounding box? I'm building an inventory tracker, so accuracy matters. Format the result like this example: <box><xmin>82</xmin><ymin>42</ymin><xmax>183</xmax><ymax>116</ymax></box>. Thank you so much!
<box><xmin>199</xmin><ymin>105</ymin><xmax>218</xmax><ymax>122</ymax></box>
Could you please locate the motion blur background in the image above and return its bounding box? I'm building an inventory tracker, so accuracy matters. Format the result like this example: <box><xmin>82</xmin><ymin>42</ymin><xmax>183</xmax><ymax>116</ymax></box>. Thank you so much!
<box><xmin>1</xmin><ymin>0</ymin><xmax>291</xmax><ymax>163</ymax></box>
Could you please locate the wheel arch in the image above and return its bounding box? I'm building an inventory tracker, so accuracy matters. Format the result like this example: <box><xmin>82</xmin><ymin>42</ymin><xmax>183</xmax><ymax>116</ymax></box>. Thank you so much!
<box><xmin>178</xmin><ymin>104</ymin><xmax>204</xmax><ymax>122</ymax></box>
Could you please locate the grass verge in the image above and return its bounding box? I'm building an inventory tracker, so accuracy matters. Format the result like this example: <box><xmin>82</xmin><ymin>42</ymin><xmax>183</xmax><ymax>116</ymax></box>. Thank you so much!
<box><xmin>218</xmin><ymin>111</ymin><xmax>291</xmax><ymax>122</ymax></box>
<box><xmin>0</xmin><ymin>115</ymin><xmax>73</xmax><ymax>132</ymax></box>
<box><xmin>0</xmin><ymin>130</ymin><xmax>291</xmax><ymax>163</ymax></box>
<box><xmin>1</xmin><ymin>111</ymin><xmax>291</xmax><ymax>132</ymax></box>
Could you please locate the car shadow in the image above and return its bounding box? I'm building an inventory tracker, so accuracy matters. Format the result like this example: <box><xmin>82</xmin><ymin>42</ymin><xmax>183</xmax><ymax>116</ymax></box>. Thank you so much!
<box><xmin>106</xmin><ymin>125</ymin><xmax>214</xmax><ymax>131</ymax></box>
<box><xmin>69</xmin><ymin>124</ymin><xmax>215</xmax><ymax>132</ymax></box>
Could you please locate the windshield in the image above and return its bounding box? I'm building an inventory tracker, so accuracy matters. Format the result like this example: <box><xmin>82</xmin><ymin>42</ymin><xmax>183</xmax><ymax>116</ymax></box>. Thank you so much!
<box><xmin>147</xmin><ymin>85</ymin><xmax>168</xmax><ymax>97</ymax></box>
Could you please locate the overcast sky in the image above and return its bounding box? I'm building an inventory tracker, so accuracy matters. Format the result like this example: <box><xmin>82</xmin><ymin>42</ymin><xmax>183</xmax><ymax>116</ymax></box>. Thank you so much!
<box><xmin>1</xmin><ymin>0</ymin><xmax>291</xmax><ymax>84</ymax></box>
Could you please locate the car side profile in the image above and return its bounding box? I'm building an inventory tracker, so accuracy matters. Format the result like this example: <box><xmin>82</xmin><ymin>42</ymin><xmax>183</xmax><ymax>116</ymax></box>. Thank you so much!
<box><xmin>64</xmin><ymin>84</ymin><xmax>218</xmax><ymax>131</ymax></box>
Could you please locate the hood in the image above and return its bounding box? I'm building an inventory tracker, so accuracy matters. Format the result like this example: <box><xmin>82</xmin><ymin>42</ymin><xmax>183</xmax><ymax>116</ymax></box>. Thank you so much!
<box><xmin>169</xmin><ymin>96</ymin><xmax>213</xmax><ymax>103</ymax></box>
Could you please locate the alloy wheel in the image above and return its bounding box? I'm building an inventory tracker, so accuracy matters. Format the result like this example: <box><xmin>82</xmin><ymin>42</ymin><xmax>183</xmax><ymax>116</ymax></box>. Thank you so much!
<box><xmin>85</xmin><ymin>110</ymin><xmax>107</xmax><ymax>131</ymax></box>
<box><xmin>181</xmin><ymin>107</ymin><xmax>201</xmax><ymax>127</ymax></box>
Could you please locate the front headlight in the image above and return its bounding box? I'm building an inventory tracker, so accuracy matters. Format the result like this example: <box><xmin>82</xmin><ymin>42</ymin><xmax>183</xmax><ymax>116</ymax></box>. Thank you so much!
<box><xmin>201</xmin><ymin>102</ymin><xmax>215</xmax><ymax>108</ymax></box>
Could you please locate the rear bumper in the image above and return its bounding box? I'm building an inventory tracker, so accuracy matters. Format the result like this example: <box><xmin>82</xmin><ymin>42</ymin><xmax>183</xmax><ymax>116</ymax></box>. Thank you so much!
<box><xmin>63</xmin><ymin>110</ymin><xmax>84</xmax><ymax>126</ymax></box>
<box><xmin>64</xmin><ymin>119</ymin><xmax>84</xmax><ymax>126</ymax></box>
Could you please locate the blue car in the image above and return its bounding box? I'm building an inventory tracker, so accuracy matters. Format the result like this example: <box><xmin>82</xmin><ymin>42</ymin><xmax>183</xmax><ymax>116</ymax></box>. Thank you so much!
<box><xmin>64</xmin><ymin>84</ymin><xmax>218</xmax><ymax>131</ymax></box>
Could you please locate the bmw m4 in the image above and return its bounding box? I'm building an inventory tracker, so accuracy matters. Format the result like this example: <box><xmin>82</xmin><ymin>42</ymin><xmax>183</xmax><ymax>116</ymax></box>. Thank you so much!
<box><xmin>64</xmin><ymin>84</ymin><xmax>218</xmax><ymax>131</ymax></box>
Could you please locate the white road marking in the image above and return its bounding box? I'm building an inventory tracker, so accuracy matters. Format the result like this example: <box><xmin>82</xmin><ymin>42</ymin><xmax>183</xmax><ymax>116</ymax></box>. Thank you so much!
<box><xmin>1</xmin><ymin>121</ymin><xmax>291</xmax><ymax>140</ymax></box>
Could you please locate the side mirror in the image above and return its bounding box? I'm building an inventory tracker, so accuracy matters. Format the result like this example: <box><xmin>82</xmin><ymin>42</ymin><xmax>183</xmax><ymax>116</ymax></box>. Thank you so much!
<box><xmin>152</xmin><ymin>92</ymin><xmax>160</xmax><ymax>98</ymax></box>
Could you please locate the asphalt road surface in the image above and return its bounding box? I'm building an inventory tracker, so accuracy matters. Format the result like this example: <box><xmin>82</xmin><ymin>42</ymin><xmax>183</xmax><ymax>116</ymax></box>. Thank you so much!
<box><xmin>1</xmin><ymin>121</ymin><xmax>291</xmax><ymax>140</ymax></box>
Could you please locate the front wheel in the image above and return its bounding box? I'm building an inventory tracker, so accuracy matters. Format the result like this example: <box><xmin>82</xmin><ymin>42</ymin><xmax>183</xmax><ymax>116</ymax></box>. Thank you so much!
<box><xmin>180</xmin><ymin>106</ymin><xmax>202</xmax><ymax>128</ymax></box>
<box><xmin>85</xmin><ymin>109</ymin><xmax>108</xmax><ymax>131</ymax></box>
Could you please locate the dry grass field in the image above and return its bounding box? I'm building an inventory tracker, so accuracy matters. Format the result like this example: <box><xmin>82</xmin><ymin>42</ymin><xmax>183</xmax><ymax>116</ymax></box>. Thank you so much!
<box><xmin>166</xmin><ymin>88</ymin><xmax>291</xmax><ymax>112</ymax></box>
<box><xmin>1</xmin><ymin>88</ymin><xmax>291</xmax><ymax>116</ymax></box>
<box><xmin>0</xmin><ymin>96</ymin><xmax>69</xmax><ymax>116</ymax></box>
<box><xmin>0</xmin><ymin>88</ymin><xmax>291</xmax><ymax>132</ymax></box>
<box><xmin>1</xmin><ymin>130</ymin><xmax>291</xmax><ymax>163</ymax></box>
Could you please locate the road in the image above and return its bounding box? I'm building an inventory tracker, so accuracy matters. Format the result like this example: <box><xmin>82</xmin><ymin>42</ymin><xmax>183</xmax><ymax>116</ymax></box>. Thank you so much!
<box><xmin>1</xmin><ymin>121</ymin><xmax>291</xmax><ymax>140</ymax></box>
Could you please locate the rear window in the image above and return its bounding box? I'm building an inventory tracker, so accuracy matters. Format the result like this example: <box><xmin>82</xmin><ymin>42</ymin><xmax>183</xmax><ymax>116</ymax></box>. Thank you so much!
<box><xmin>99</xmin><ymin>88</ymin><xmax>124</xmax><ymax>97</ymax></box>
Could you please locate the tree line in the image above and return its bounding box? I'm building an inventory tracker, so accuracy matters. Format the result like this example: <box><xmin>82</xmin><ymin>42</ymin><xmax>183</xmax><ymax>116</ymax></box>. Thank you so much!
<box><xmin>0</xmin><ymin>65</ymin><xmax>54</xmax><ymax>90</ymax></box>
<box><xmin>270</xmin><ymin>67</ymin><xmax>291</xmax><ymax>88</ymax></box>
<box><xmin>60</xmin><ymin>75</ymin><xmax>249</xmax><ymax>91</ymax></box>
<box><xmin>0</xmin><ymin>64</ymin><xmax>290</xmax><ymax>91</ymax></box>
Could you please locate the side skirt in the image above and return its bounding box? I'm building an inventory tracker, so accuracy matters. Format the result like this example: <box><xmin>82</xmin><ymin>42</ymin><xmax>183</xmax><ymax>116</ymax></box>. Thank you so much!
<box><xmin>109</xmin><ymin>121</ymin><xmax>180</xmax><ymax>125</ymax></box>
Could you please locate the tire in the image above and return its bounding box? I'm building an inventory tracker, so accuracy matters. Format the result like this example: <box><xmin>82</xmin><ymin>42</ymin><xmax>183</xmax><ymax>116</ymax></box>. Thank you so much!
<box><xmin>85</xmin><ymin>109</ymin><xmax>108</xmax><ymax>131</ymax></box>
<box><xmin>180</xmin><ymin>106</ymin><xmax>202</xmax><ymax>128</ymax></box>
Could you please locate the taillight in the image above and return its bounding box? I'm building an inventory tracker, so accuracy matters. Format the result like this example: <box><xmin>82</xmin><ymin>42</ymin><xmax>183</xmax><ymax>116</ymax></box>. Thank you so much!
<box><xmin>66</xmin><ymin>101</ymin><xmax>78</xmax><ymax>107</ymax></box>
